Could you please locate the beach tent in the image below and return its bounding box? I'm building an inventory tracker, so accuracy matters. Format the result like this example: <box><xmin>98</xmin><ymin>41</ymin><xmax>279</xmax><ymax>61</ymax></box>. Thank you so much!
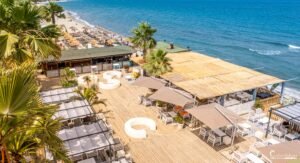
<box><xmin>265</xmin><ymin>103</ymin><xmax>300</xmax><ymax>137</ymax></box>
<box><xmin>257</xmin><ymin>141</ymin><xmax>300</xmax><ymax>163</ymax></box>
<box><xmin>186</xmin><ymin>103</ymin><xmax>243</xmax><ymax>145</ymax></box>
<box><xmin>132</xmin><ymin>76</ymin><xmax>167</xmax><ymax>90</ymax></box>
<box><xmin>148</xmin><ymin>86</ymin><xmax>193</xmax><ymax>107</ymax></box>
<box><xmin>186</xmin><ymin>103</ymin><xmax>242</xmax><ymax>130</ymax></box>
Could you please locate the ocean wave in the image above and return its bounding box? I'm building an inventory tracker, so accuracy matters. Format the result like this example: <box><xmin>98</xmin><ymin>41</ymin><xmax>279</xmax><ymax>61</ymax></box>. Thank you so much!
<box><xmin>288</xmin><ymin>44</ymin><xmax>300</xmax><ymax>49</ymax></box>
<box><xmin>249</xmin><ymin>48</ymin><xmax>282</xmax><ymax>56</ymax></box>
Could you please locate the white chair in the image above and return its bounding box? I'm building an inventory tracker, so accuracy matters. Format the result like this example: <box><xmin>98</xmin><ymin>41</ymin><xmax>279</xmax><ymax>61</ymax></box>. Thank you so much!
<box><xmin>237</xmin><ymin>126</ymin><xmax>250</xmax><ymax>137</ymax></box>
<box><xmin>231</xmin><ymin>151</ymin><xmax>247</xmax><ymax>163</ymax></box>
<box><xmin>161</xmin><ymin>113</ymin><xmax>173</xmax><ymax>124</ymax></box>
<box><xmin>198</xmin><ymin>127</ymin><xmax>209</xmax><ymax>139</ymax></box>
<box><xmin>272</xmin><ymin>125</ymin><xmax>287</xmax><ymax>138</ymax></box>
<box><xmin>207</xmin><ymin>132</ymin><xmax>221</xmax><ymax>146</ymax></box>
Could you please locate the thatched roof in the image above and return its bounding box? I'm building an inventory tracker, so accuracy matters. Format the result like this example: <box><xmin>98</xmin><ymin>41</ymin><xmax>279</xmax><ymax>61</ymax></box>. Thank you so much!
<box><xmin>160</xmin><ymin>52</ymin><xmax>284</xmax><ymax>99</ymax></box>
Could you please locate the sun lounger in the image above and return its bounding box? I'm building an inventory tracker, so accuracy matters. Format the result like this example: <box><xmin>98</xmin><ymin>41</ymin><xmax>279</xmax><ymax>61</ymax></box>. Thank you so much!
<box><xmin>231</xmin><ymin>151</ymin><xmax>247</xmax><ymax>163</ymax></box>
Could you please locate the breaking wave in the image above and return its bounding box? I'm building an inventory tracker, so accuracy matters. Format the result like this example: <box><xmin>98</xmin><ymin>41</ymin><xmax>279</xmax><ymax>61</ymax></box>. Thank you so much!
<box><xmin>249</xmin><ymin>48</ymin><xmax>282</xmax><ymax>56</ymax></box>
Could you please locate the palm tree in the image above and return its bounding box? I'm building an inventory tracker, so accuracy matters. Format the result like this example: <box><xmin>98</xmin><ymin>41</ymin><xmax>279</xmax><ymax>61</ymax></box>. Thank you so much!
<box><xmin>0</xmin><ymin>63</ymin><xmax>70</xmax><ymax>162</ymax></box>
<box><xmin>143</xmin><ymin>49</ymin><xmax>172</xmax><ymax>77</ymax></box>
<box><xmin>0</xmin><ymin>0</ymin><xmax>61</xmax><ymax>67</ymax></box>
<box><xmin>83</xmin><ymin>75</ymin><xmax>92</xmax><ymax>87</ymax></box>
<box><xmin>41</xmin><ymin>2</ymin><xmax>65</xmax><ymax>25</ymax></box>
<box><xmin>61</xmin><ymin>67</ymin><xmax>77</xmax><ymax>87</ymax></box>
<box><xmin>130</xmin><ymin>22</ymin><xmax>157</xmax><ymax>58</ymax></box>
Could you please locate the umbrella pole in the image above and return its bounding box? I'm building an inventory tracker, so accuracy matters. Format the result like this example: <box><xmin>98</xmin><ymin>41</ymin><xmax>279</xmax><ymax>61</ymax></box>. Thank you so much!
<box><xmin>231</xmin><ymin>125</ymin><xmax>237</xmax><ymax>147</ymax></box>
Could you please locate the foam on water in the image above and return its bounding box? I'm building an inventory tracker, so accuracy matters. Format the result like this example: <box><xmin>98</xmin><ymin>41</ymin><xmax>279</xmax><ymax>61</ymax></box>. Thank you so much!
<box><xmin>249</xmin><ymin>48</ymin><xmax>282</xmax><ymax>56</ymax></box>
<box><xmin>288</xmin><ymin>44</ymin><xmax>300</xmax><ymax>49</ymax></box>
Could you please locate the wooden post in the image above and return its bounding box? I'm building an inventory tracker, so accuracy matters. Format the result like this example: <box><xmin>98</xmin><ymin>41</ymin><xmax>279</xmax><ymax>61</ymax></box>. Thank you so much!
<box><xmin>252</xmin><ymin>88</ymin><xmax>257</xmax><ymax>101</ymax></box>
<box><xmin>265</xmin><ymin>107</ymin><xmax>273</xmax><ymax>138</ymax></box>
<box><xmin>220</xmin><ymin>96</ymin><xmax>225</xmax><ymax>106</ymax></box>
<box><xmin>280</xmin><ymin>82</ymin><xmax>285</xmax><ymax>104</ymax></box>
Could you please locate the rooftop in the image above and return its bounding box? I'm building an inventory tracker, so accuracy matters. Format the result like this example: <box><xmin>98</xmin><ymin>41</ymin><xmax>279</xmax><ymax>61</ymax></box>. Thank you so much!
<box><xmin>160</xmin><ymin>51</ymin><xmax>284</xmax><ymax>99</ymax></box>
<box><xmin>43</xmin><ymin>46</ymin><xmax>133</xmax><ymax>62</ymax></box>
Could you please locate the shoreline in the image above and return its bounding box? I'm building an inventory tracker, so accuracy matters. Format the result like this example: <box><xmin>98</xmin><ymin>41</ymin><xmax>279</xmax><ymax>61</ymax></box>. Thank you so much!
<box><xmin>56</xmin><ymin>10</ymin><xmax>300</xmax><ymax>101</ymax></box>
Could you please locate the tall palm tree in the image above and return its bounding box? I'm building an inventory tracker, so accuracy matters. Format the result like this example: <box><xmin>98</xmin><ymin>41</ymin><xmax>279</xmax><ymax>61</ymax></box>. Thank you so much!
<box><xmin>143</xmin><ymin>49</ymin><xmax>172</xmax><ymax>77</ymax></box>
<box><xmin>0</xmin><ymin>0</ymin><xmax>61</xmax><ymax>67</ymax></box>
<box><xmin>41</xmin><ymin>2</ymin><xmax>65</xmax><ymax>25</ymax></box>
<box><xmin>0</xmin><ymin>63</ymin><xmax>70</xmax><ymax>162</ymax></box>
<box><xmin>130</xmin><ymin>22</ymin><xmax>157</xmax><ymax>58</ymax></box>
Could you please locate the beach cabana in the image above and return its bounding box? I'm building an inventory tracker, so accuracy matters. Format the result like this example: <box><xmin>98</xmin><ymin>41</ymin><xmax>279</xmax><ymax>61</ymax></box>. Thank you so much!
<box><xmin>257</xmin><ymin>141</ymin><xmax>300</xmax><ymax>163</ymax></box>
<box><xmin>132</xmin><ymin>76</ymin><xmax>167</xmax><ymax>90</ymax></box>
<box><xmin>186</xmin><ymin>103</ymin><xmax>241</xmax><ymax>130</ymax></box>
<box><xmin>186</xmin><ymin>103</ymin><xmax>242</xmax><ymax>145</ymax></box>
<box><xmin>148</xmin><ymin>87</ymin><xmax>194</xmax><ymax>107</ymax></box>
<box><xmin>265</xmin><ymin>103</ymin><xmax>300</xmax><ymax>137</ymax></box>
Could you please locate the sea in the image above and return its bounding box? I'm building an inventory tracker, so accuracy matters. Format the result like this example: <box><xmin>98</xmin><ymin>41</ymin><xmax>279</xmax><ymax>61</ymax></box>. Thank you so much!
<box><xmin>58</xmin><ymin>0</ymin><xmax>300</xmax><ymax>100</ymax></box>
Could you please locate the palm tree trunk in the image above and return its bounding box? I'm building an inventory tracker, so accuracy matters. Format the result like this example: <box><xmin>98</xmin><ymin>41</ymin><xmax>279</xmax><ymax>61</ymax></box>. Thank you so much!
<box><xmin>51</xmin><ymin>13</ymin><xmax>56</xmax><ymax>25</ymax></box>
<box><xmin>4</xmin><ymin>145</ymin><xmax>10</xmax><ymax>163</ymax></box>
<box><xmin>143</xmin><ymin>49</ymin><xmax>147</xmax><ymax>60</ymax></box>
<box><xmin>1</xmin><ymin>147</ymin><xmax>5</xmax><ymax>163</ymax></box>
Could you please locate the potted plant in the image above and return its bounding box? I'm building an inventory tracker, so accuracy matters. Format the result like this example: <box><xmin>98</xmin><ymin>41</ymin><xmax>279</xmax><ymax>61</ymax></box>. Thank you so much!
<box><xmin>131</xmin><ymin>71</ymin><xmax>140</xmax><ymax>79</ymax></box>
<box><xmin>254</xmin><ymin>99</ymin><xmax>263</xmax><ymax>110</ymax></box>
<box><xmin>174</xmin><ymin>115</ymin><xmax>184</xmax><ymax>129</ymax></box>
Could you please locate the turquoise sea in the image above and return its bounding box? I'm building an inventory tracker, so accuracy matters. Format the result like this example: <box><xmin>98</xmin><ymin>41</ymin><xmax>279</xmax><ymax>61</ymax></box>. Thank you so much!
<box><xmin>59</xmin><ymin>0</ymin><xmax>300</xmax><ymax>98</ymax></box>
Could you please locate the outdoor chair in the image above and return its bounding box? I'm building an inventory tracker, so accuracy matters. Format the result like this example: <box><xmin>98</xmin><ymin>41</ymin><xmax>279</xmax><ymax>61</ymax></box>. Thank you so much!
<box><xmin>248</xmin><ymin>113</ymin><xmax>266</xmax><ymax>123</ymax></box>
<box><xmin>137</xmin><ymin>95</ymin><xmax>143</xmax><ymax>104</ymax></box>
<box><xmin>161</xmin><ymin>113</ymin><xmax>173</xmax><ymax>124</ymax></box>
<box><xmin>142</xmin><ymin>98</ymin><xmax>153</xmax><ymax>107</ymax></box>
<box><xmin>199</xmin><ymin>127</ymin><xmax>209</xmax><ymax>139</ymax></box>
<box><xmin>67</xmin><ymin>120</ymin><xmax>75</xmax><ymax>128</ymax></box>
<box><xmin>207</xmin><ymin>132</ymin><xmax>221</xmax><ymax>146</ymax></box>
<box><xmin>73</xmin><ymin>118</ymin><xmax>83</xmax><ymax>126</ymax></box>
<box><xmin>231</xmin><ymin>151</ymin><xmax>247</xmax><ymax>163</ymax></box>
<box><xmin>272</xmin><ymin>125</ymin><xmax>287</xmax><ymax>138</ymax></box>
<box><xmin>237</xmin><ymin>126</ymin><xmax>250</xmax><ymax>137</ymax></box>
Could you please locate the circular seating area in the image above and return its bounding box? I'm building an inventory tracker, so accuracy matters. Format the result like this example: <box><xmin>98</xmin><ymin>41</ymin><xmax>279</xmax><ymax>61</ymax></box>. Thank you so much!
<box><xmin>124</xmin><ymin>117</ymin><xmax>156</xmax><ymax>139</ymax></box>
<box><xmin>103</xmin><ymin>71</ymin><xmax>122</xmax><ymax>80</ymax></box>
<box><xmin>99</xmin><ymin>79</ymin><xmax>121</xmax><ymax>90</ymax></box>
<box><xmin>99</xmin><ymin>71</ymin><xmax>122</xmax><ymax>90</ymax></box>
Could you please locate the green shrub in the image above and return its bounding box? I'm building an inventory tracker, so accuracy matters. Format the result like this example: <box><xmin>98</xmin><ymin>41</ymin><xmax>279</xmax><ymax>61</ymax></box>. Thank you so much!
<box><xmin>174</xmin><ymin>115</ymin><xmax>184</xmax><ymax>124</ymax></box>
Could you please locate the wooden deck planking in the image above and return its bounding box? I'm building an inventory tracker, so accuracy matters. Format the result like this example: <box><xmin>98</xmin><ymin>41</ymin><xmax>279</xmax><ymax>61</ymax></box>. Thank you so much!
<box><xmin>97</xmin><ymin>78</ymin><xmax>228</xmax><ymax>163</ymax></box>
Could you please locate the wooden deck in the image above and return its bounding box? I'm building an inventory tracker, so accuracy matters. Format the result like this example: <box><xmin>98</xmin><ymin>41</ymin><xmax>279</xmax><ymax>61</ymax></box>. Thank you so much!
<box><xmin>94</xmin><ymin>78</ymin><xmax>228</xmax><ymax>163</ymax></box>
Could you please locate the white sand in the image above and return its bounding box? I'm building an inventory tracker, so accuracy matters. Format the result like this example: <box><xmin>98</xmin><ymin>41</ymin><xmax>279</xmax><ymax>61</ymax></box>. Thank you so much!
<box><xmin>55</xmin><ymin>12</ymin><xmax>88</xmax><ymax>33</ymax></box>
